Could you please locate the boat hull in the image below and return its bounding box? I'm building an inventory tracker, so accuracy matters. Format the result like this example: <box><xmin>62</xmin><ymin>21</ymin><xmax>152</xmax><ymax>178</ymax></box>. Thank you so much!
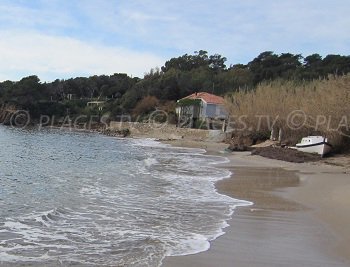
<box><xmin>296</xmin><ymin>142</ymin><xmax>332</xmax><ymax>157</ymax></box>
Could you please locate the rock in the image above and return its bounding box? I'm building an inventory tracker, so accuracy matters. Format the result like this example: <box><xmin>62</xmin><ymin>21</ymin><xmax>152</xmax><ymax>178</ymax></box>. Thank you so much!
<box><xmin>227</xmin><ymin>143</ymin><xmax>248</xmax><ymax>151</ymax></box>
<box><xmin>227</xmin><ymin>133</ymin><xmax>255</xmax><ymax>151</ymax></box>
<box><xmin>101</xmin><ymin>128</ymin><xmax>130</xmax><ymax>137</ymax></box>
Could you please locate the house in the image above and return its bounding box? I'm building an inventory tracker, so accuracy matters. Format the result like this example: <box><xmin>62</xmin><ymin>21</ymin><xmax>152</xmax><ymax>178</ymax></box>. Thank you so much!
<box><xmin>176</xmin><ymin>92</ymin><xmax>228</xmax><ymax>128</ymax></box>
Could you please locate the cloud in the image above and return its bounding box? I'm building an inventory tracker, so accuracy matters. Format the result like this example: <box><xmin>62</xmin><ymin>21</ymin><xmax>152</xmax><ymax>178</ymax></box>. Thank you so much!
<box><xmin>75</xmin><ymin>0</ymin><xmax>350</xmax><ymax>63</ymax></box>
<box><xmin>0</xmin><ymin>1</ymin><xmax>76</xmax><ymax>31</ymax></box>
<box><xmin>0</xmin><ymin>0</ymin><xmax>349</xmax><ymax>82</ymax></box>
<box><xmin>0</xmin><ymin>30</ymin><xmax>165</xmax><ymax>82</ymax></box>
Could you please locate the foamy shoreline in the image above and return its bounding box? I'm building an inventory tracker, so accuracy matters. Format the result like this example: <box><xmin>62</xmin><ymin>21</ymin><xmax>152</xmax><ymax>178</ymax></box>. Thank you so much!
<box><xmin>161</xmin><ymin>139</ymin><xmax>350</xmax><ymax>267</ymax></box>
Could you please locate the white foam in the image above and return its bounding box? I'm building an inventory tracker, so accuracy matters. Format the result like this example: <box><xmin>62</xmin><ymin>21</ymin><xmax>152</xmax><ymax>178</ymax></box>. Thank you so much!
<box><xmin>141</xmin><ymin>144</ymin><xmax>254</xmax><ymax>261</ymax></box>
<box><xmin>144</xmin><ymin>157</ymin><xmax>159</xmax><ymax>167</ymax></box>
<box><xmin>131</xmin><ymin>138</ymin><xmax>169</xmax><ymax>148</ymax></box>
<box><xmin>0</xmin><ymin>249</ymin><xmax>53</xmax><ymax>263</ymax></box>
<box><xmin>170</xmin><ymin>146</ymin><xmax>207</xmax><ymax>154</ymax></box>
<box><xmin>165</xmin><ymin>233</ymin><xmax>210</xmax><ymax>257</ymax></box>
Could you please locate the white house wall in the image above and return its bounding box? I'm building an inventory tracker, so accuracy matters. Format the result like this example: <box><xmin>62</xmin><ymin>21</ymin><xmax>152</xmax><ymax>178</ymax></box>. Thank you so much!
<box><xmin>216</xmin><ymin>105</ymin><xmax>228</xmax><ymax>118</ymax></box>
<box><xmin>177</xmin><ymin>99</ymin><xmax>228</xmax><ymax>121</ymax></box>
<box><xmin>205</xmin><ymin>104</ymin><xmax>217</xmax><ymax>118</ymax></box>
<box><xmin>204</xmin><ymin>103</ymin><xmax>228</xmax><ymax>119</ymax></box>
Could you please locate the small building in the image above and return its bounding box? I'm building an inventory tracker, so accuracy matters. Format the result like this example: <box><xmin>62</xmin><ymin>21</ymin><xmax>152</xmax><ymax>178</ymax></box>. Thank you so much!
<box><xmin>176</xmin><ymin>92</ymin><xmax>228</xmax><ymax>129</ymax></box>
<box><xmin>66</xmin><ymin>93</ymin><xmax>77</xmax><ymax>100</ymax></box>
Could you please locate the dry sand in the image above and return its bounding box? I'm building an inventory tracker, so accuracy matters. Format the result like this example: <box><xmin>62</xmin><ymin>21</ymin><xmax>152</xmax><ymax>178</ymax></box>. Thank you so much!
<box><xmin>161</xmin><ymin>140</ymin><xmax>350</xmax><ymax>267</ymax></box>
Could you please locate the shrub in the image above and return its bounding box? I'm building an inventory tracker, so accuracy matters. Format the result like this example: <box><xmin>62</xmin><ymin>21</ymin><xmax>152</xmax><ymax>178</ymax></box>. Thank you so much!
<box><xmin>225</xmin><ymin>75</ymin><xmax>350</xmax><ymax>150</ymax></box>
<box><xmin>133</xmin><ymin>96</ymin><xmax>159</xmax><ymax>116</ymax></box>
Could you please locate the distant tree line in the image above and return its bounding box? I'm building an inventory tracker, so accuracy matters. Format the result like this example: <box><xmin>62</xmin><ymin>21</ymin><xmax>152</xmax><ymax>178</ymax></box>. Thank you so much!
<box><xmin>0</xmin><ymin>50</ymin><xmax>349</xmax><ymax>122</ymax></box>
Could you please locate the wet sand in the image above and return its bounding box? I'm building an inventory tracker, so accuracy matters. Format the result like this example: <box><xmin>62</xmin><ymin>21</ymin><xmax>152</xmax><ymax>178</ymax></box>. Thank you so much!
<box><xmin>161</xmin><ymin>140</ymin><xmax>350</xmax><ymax>267</ymax></box>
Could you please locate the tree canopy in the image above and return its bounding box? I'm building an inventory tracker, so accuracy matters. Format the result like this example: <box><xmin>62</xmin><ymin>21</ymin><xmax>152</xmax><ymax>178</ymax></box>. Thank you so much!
<box><xmin>1</xmin><ymin>50</ymin><xmax>349</xmax><ymax>122</ymax></box>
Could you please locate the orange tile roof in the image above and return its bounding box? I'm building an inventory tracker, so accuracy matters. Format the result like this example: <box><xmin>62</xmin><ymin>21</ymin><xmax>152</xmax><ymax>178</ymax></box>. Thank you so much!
<box><xmin>181</xmin><ymin>92</ymin><xmax>225</xmax><ymax>104</ymax></box>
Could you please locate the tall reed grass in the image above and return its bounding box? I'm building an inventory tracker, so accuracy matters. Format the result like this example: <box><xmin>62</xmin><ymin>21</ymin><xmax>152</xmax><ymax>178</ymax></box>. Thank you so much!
<box><xmin>225</xmin><ymin>75</ymin><xmax>350</xmax><ymax>150</ymax></box>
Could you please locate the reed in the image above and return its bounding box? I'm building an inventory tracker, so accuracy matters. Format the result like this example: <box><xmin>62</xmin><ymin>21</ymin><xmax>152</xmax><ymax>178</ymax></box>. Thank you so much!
<box><xmin>225</xmin><ymin>75</ymin><xmax>350</xmax><ymax>150</ymax></box>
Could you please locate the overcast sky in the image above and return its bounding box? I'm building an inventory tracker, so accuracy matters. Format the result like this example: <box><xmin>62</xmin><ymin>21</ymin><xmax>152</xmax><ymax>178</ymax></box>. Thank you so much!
<box><xmin>0</xmin><ymin>0</ymin><xmax>349</xmax><ymax>82</ymax></box>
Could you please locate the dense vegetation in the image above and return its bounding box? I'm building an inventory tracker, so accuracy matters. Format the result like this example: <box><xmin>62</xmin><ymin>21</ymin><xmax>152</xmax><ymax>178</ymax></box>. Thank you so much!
<box><xmin>225</xmin><ymin>75</ymin><xmax>350</xmax><ymax>150</ymax></box>
<box><xmin>0</xmin><ymin>50</ymin><xmax>349</xmax><ymax>123</ymax></box>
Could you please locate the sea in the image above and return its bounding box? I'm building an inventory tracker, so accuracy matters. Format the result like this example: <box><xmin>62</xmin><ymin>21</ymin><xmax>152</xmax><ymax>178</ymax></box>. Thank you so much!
<box><xmin>0</xmin><ymin>126</ymin><xmax>250</xmax><ymax>266</ymax></box>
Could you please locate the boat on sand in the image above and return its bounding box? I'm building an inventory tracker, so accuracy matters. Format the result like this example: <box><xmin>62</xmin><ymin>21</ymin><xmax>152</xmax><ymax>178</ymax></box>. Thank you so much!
<box><xmin>295</xmin><ymin>136</ymin><xmax>332</xmax><ymax>157</ymax></box>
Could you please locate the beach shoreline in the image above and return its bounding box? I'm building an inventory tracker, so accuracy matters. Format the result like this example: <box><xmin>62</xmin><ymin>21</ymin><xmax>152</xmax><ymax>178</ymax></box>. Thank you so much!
<box><xmin>161</xmin><ymin>140</ymin><xmax>350</xmax><ymax>267</ymax></box>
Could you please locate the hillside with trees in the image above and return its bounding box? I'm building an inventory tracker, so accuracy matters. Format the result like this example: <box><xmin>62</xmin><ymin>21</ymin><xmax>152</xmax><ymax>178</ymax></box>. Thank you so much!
<box><xmin>0</xmin><ymin>50</ymin><xmax>349</xmax><ymax>123</ymax></box>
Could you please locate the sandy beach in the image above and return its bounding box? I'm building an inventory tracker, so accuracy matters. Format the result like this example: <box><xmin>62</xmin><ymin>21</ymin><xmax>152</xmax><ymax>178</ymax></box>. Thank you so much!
<box><xmin>161</xmin><ymin>140</ymin><xmax>350</xmax><ymax>267</ymax></box>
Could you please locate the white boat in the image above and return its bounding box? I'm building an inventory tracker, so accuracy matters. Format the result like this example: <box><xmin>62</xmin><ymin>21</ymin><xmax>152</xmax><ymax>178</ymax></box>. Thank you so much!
<box><xmin>296</xmin><ymin>136</ymin><xmax>332</xmax><ymax>157</ymax></box>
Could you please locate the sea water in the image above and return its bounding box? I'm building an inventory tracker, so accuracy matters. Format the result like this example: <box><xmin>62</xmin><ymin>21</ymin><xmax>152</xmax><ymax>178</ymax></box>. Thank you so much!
<box><xmin>0</xmin><ymin>126</ymin><xmax>250</xmax><ymax>266</ymax></box>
